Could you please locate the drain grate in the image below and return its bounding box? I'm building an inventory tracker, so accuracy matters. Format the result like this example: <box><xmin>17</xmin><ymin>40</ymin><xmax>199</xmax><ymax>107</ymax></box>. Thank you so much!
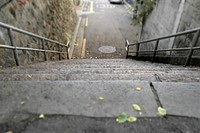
<box><xmin>98</xmin><ymin>46</ymin><xmax>116</xmax><ymax>54</ymax></box>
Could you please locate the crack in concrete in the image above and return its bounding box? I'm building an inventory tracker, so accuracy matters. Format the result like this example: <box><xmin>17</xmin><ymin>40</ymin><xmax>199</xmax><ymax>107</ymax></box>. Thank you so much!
<box><xmin>149</xmin><ymin>82</ymin><xmax>163</xmax><ymax>108</ymax></box>
<box><xmin>154</xmin><ymin>74</ymin><xmax>162</xmax><ymax>82</ymax></box>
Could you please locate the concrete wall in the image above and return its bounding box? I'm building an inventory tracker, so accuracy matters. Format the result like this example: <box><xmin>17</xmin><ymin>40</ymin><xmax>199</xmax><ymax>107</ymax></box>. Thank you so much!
<box><xmin>139</xmin><ymin>0</ymin><xmax>200</xmax><ymax>56</ymax></box>
<box><xmin>140</xmin><ymin>0</ymin><xmax>181</xmax><ymax>53</ymax></box>
<box><xmin>177</xmin><ymin>0</ymin><xmax>200</xmax><ymax>31</ymax></box>
<box><xmin>173</xmin><ymin>0</ymin><xmax>200</xmax><ymax>56</ymax></box>
<box><xmin>0</xmin><ymin>0</ymin><xmax>77</xmax><ymax>67</ymax></box>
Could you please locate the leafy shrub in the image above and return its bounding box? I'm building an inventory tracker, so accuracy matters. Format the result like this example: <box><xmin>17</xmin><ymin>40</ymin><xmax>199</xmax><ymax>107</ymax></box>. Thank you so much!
<box><xmin>133</xmin><ymin>0</ymin><xmax>157</xmax><ymax>25</ymax></box>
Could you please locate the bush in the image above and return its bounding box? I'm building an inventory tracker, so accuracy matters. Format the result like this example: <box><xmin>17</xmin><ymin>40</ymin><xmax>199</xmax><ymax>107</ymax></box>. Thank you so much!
<box><xmin>133</xmin><ymin>0</ymin><xmax>157</xmax><ymax>25</ymax></box>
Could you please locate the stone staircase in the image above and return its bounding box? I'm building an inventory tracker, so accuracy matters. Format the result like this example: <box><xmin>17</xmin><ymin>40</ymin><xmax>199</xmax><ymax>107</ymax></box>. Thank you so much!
<box><xmin>1</xmin><ymin>59</ymin><xmax>200</xmax><ymax>132</ymax></box>
<box><xmin>0</xmin><ymin>59</ymin><xmax>200</xmax><ymax>82</ymax></box>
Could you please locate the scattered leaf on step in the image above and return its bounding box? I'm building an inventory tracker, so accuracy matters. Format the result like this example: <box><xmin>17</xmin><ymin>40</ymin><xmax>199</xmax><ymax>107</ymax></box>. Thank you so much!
<box><xmin>6</xmin><ymin>131</ymin><xmax>13</xmax><ymax>133</ymax></box>
<box><xmin>157</xmin><ymin>107</ymin><xmax>167</xmax><ymax>117</ymax></box>
<box><xmin>38</xmin><ymin>114</ymin><xmax>45</xmax><ymax>119</ymax></box>
<box><xmin>0</xmin><ymin>66</ymin><xmax>2</xmax><ymax>68</ymax></box>
<box><xmin>135</xmin><ymin>87</ymin><xmax>142</xmax><ymax>91</ymax></box>
<box><xmin>98</xmin><ymin>96</ymin><xmax>104</xmax><ymax>101</ymax></box>
<box><xmin>132</xmin><ymin>104</ymin><xmax>141</xmax><ymax>111</ymax></box>
<box><xmin>27</xmin><ymin>74</ymin><xmax>32</xmax><ymax>78</ymax></box>
<box><xmin>12</xmin><ymin>66</ymin><xmax>16</xmax><ymax>68</ymax></box>
<box><xmin>127</xmin><ymin>116</ymin><xmax>137</xmax><ymax>122</ymax></box>
<box><xmin>116</xmin><ymin>113</ymin><xmax>128</xmax><ymax>123</ymax></box>
<box><xmin>20</xmin><ymin>101</ymin><xmax>26</xmax><ymax>105</ymax></box>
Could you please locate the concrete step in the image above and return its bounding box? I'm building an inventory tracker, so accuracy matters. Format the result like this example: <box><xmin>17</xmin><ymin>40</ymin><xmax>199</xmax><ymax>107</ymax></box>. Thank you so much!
<box><xmin>13</xmin><ymin>59</ymin><xmax>171</xmax><ymax>68</ymax></box>
<box><xmin>0</xmin><ymin>68</ymin><xmax>177</xmax><ymax>74</ymax></box>
<box><xmin>0</xmin><ymin>59</ymin><xmax>200</xmax><ymax>82</ymax></box>
<box><xmin>0</xmin><ymin>72</ymin><xmax>200</xmax><ymax>82</ymax></box>
<box><xmin>0</xmin><ymin>80</ymin><xmax>200</xmax><ymax>122</ymax></box>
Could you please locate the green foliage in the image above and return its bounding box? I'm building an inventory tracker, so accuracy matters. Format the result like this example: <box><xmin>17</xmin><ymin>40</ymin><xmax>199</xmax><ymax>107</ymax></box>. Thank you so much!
<box><xmin>133</xmin><ymin>0</ymin><xmax>157</xmax><ymax>25</ymax></box>
<box><xmin>116</xmin><ymin>113</ymin><xmax>128</xmax><ymax>123</ymax></box>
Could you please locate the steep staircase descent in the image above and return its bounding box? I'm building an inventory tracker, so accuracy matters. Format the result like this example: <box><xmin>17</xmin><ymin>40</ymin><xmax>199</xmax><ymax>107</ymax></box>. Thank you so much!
<box><xmin>1</xmin><ymin>59</ymin><xmax>200</xmax><ymax>132</ymax></box>
<box><xmin>1</xmin><ymin>22</ymin><xmax>200</xmax><ymax>132</ymax></box>
<box><xmin>0</xmin><ymin>59</ymin><xmax>200</xmax><ymax>82</ymax></box>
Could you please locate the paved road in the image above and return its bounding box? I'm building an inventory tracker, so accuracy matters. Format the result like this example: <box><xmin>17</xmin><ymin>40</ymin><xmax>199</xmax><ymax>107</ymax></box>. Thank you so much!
<box><xmin>73</xmin><ymin>0</ymin><xmax>140</xmax><ymax>59</ymax></box>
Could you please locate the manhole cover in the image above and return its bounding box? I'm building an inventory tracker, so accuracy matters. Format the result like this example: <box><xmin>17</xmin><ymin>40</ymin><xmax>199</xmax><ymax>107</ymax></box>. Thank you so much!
<box><xmin>98</xmin><ymin>46</ymin><xmax>116</xmax><ymax>53</ymax></box>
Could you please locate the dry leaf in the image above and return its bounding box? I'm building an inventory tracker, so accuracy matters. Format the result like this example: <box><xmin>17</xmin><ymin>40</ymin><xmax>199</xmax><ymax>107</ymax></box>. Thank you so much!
<box><xmin>38</xmin><ymin>114</ymin><xmax>45</xmax><ymax>119</ymax></box>
<box><xmin>6</xmin><ymin>131</ymin><xmax>13</xmax><ymax>133</ymax></box>
<box><xmin>27</xmin><ymin>74</ymin><xmax>32</xmax><ymax>78</ymax></box>
<box><xmin>132</xmin><ymin>104</ymin><xmax>141</xmax><ymax>111</ymax></box>
<box><xmin>135</xmin><ymin>87</ymin><xmax>142</xmax><ymax>91</ymax></box>
<box><xmin>127</xmin><ymin>116</ymin><xmax>137</xmax><ymax>122</ymax></box>
<box><xmin>20</xmin><ymin>101</ymin><xmax>26</xmax><ymax>105</ymax></box>
<box><xmin>157</xmin><ymin>107</ymin><xmax>167</xmax><ymax>117</ymax></box>
<box><xmin>98</xmin><ymin>96</ymin><xmax>104</xmax><ymax>101</ymax></box>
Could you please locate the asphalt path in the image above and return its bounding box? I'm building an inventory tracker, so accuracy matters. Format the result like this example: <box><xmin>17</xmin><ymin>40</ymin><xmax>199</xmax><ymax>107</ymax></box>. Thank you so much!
<box><xmin>82</xmin><ymin>0</ymin><xmax>139</xmax><ymax>59</ymax></box>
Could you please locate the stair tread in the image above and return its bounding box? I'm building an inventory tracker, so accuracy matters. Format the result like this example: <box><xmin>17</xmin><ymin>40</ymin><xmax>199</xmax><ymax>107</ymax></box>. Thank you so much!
<box><xmin>0</xmin><ymin>59</ymin><xmax>200</xmax><ymax>82</ymax></box>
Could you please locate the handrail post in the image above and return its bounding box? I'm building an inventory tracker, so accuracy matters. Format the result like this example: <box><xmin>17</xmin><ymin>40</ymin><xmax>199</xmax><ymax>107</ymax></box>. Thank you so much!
<box><xmin>125</xmin><ymin>40</ymin><xmax>129</xmax><ymax>59</ymax></box>
<box><xmin>66</xmin><ymin>41</ymin><xmax>70</xmax><ymax>59</ymax></box>
<box><xmin>152</xmin><ymin>39</ymin><xmax>160</xmax><ymax>63</ymax></box>
<box><xmin>58</xmin><ymin>43</ymin><xmax>61</xmax><ymax>60</ymax></box>
<box><xmin>8</xmin><ymin>28</ymin><xmax>19</xmax><ymax>66</ymax></box>
<box><xmin>136</xmin><ymin>43</ymin><xmax>140</xmax><ymax>58</ymax></box>
<box><xmin>41</xmin><ymin>39</ymin><xmax>47</xmax><ymax>61</ymax></box>
<box><xmin>184</xmin><ymin>30</ymin><xmax>200</xmax><ymax>66</ymax></box>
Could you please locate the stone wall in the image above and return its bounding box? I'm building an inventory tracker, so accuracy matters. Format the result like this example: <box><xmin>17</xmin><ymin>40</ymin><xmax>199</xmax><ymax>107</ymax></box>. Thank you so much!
<box><xmin>139</xmin><ymin>0</ymin><xmax>200</xmax><ymax>57</ymax></box>
<box><xmin>0</xmin><ymin>0</ymin><xmax>77</xmax><ymax>67</ymax></box>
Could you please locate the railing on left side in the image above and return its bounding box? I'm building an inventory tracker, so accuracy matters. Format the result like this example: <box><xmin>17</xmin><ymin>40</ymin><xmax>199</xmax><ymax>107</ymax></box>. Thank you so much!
<box><xmin>0</xmin><ymin>22</ymin><xmax>70</xmax><ymax>66</ymax></box>
<box><xmin>125</xmin><ymin>27</ymin><xmax>200</xmax><ymax>66</ymax></box>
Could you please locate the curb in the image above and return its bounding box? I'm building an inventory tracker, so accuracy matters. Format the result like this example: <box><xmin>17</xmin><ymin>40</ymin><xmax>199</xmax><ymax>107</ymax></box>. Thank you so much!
<box><xmin>69</xmin><ymin>1</ymin><xmax>86</xmax><ymax>59</ymax></box>
<box><xmin>69</xmin><ymin>17</ymin><xmax>82</xmax><ymax>59</ymax></box>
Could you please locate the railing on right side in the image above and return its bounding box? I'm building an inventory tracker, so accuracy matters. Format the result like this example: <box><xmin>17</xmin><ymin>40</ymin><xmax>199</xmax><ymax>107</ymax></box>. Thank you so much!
<box><xmin>0</xmin><ymin>22</ymin><xmax>70</xmax><ymax>66</ymax></box>
<box><xmin>125</xmin><ymin>28</ymin><xmax>200</xmax><ymax>66</ymax></box>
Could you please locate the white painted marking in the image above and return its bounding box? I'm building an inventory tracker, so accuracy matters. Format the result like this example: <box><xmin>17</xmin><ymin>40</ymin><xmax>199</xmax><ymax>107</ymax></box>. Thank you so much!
<box><xmin>95</xmin><ymin>0</ymin><xmax>107</xmax><ymax>3</ymax></box>
<box><xmin>96</xmin><ymin>4</ymin><xmax>115</xmax><ymax>9</ymax></box>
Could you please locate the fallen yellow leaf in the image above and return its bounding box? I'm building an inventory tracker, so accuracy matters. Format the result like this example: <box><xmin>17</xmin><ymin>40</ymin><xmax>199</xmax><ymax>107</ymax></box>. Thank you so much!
<box><xmin>132</xmin><ymin>104</ymin><xmax>141</xmax><ymax>111</ymax></box>
<box><xmin>98</xmin><ymin>96</ymin><xmax>104</xmax><ymax>101</ymax></box>
<box><xmin>12</xmin><ymin>66</ymin><xmax>16</xmax><ymax>68</ymax></box>
<box><xmin>127</xmin><ymin>116</ymin><xmax>137</xmax><ymax>122</ymax></box>
<box><xmin>135</xmin><ymin>87</ymin><xmax>142</xmax><ymax>91</ymax></box>
<box><xmin>6</xmin><ymin>131</ymin><xmax>13</xmax><ymax>133</ymax></box>
<box><xmin>157</xmin><ymin>107</ymin><xmax>167</xmax><ymax>117</ymax></box>
<box><xmin>0</xmin><ymin>66</ymin><xmax>2</xmax><ymax>68</ymax></box>
<box><xmin>38</xmin><ymin>114</ymin><xmax>45</xmax><ymax>119</ymax></box>
<box><xmin>20</xmin><ymin>101</ymin><xmax>26</xmax><ymax>105</ymax></box>
<box><xmin>27</xmin><ymin>74</ymin><xmax>32</xmax><ymax>78</ymax></box>
<box><xmin>139</xmin><ymin>112</ymin><xmax>142</xmax><ymax>115</ymax></box>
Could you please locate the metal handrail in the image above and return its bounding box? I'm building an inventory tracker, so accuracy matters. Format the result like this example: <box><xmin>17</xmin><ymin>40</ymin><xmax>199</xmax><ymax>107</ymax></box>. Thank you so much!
<box><xmin>125</xmin><ymin>28</ymin><xmax>200</xmax><ymax>66</ymax></box>
<box><xmin>0</xmin><ymin>22</ymin><xmax>70</xmax><ymax>66</ymax></box>
<box><xmin>128</xmin><ymin>27</ymin><xmax>200</xmax><ymax>46</ymax></box>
